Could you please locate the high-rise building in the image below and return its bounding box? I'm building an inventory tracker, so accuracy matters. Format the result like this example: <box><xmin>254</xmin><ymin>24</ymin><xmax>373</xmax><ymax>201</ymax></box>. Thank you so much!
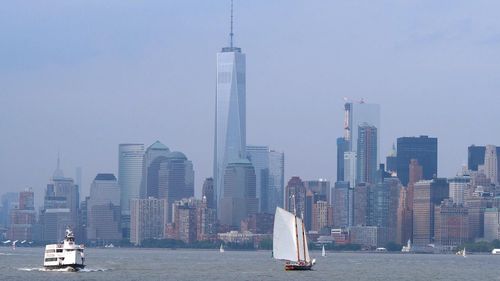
<box><xmin>268</xmin><ymin>150</ymin><xmax>285</xmax><ymax>212</ymax></box>
<box><xmin>214</xmin><ymin>4</ymin><xmax>247</xmax><ymax>219</ymax></box>
<box><xmin>412</xmin><ymin>178</ymin><xmax>449</xmax><ymax>246</ymax></box>
<box><xmin>353</xmin><ymin>183</ymin><xmax>369</xmax><ymax>226</ymax></box>
<box><xmin>332</xmin><ymin>181</ymin><xmax>351</xmax><ymax>228</ymax></box>
<box><xmin>434</xmin><ymin>199</ymin><xmax>469</xmax><ymax>247</ymax></box>
<box><xmin>396</xmin><ymin>136</ymin><xmax>438</xmax><ymax>186</ymax></box>
<box><xmin>284</xmin><ymin>177</ymin><xmax>306</xmax><ymax>218</ymax></box>
<box><xmin>118</xmin><ymin>144</ymin><xmax>144</xmax><ymax>215</ymax></box>
<box><xmin>130</xmin><ymin>198</ymin><xmax>168</xmax><ymax>245</ymax></box>
<box><xmin>40</xmin><ymin>157</ymin><xmax>80</xmax><ymax>241</ymax></box>
<box><xmin>343</xmin><ymin>101</ymin><xmax>381</xmax><ymax>161</ymax></box>
<box><xmin>7</xmin><ymin>189</ymin><xmax>36</xmax><ymax>241</ymax></box>
<box><xmin>484</xmin><ymin>208</ymin><xmax>500</xmax><ymax>242</ymax></box>
<box><xmin>449</xmin><ymin>175</ymin><xmax>471</xmax><ymax>205</ymax></box>
<box><xmin>357</xmin><ymin>124</ymin><xmax>378</xmax><ymax>184</ymax></box>
<box><xmin>202</xmin><ymin>178</ymin><xmax>215</xmax><ymax>209</ymax></box>
<box><xmin>386</xmin><ymin>144</ymin><xmax>397</xmax><ymax>175</ymax></box>
<box><xmin>246</xmin><ymin>145</ymin><xmax>269</xmax><ymax>213</ymax></box>
<box><xmin>86</xmin><ymin>174</ymin><xmax>122</xmax><ymax>243</ymax></box>
<box><xmin>336</xmin><ymin>137</ymin><xmax>349</xmax><ymax>182</ymax></box>
<box><xmin>141</xmin><ymin>141</ymin><xmax>170</xmax><ymax>199</ymax></box>
<box><xmin>344</xmin><ymin>151</ymin><xmax>357</xmax><ymax>188</ymax></box>
<box><xmin>0</xmin><ymin>192</ymin><xmax>18</xmax><ymax>228</ymax></box>
<box><xmin>304</xmin><ymin>179</ymin><xmax>331</xmax><ymax>204</ymax></box>
<box><xmin>219</xmin><ymin>160</ymin><xmax>257</xmax><ymax>227</ymax></box>
<box><xmin>158</xmin><ymin>151</ymin><xmax>195</xmax><ymax>222</ymax></box>
<box><xmin>312</xmin><ymin>200</ymin><xmax>332</xmax><ymax>232</ymax></box>
<box><xmin>481</xmin><ymin>145</ymin><xmax>498</xmax><ymax>185</ymax></box>
<box><xmin>465</xmin><ymin>196</ymin><xmax>490</xmax><ymax>240</ymax></box>
<box><xmin>367</xmin><ymin>178</ymin><xmax>401</xmax><ymax>243</ymax></box>
<box><xmin>468</xmin><ymin>145</ymin><xmax>500</xmax><ymax>177</ymax></box>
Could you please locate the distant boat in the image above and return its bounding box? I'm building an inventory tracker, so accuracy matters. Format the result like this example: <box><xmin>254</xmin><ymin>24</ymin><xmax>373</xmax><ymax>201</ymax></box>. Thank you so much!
<box><xmin>456</xmin><ymin>248</ymin><xmax>467</xmax><ymax>257</ymax></box>
<box><xmin>104</xmin><ymin>243</ymin><xmax>115</xmax><ymax>248</ymax></box>
<box><xmin>219</xmin><ymin>244</ymin><xmax>224</xmax><ymax>253</ymax></box>
<box><xmin>492</xmin><ymin>249</ymin><xmax>500</xmax><ymax>255</ymax></box>
<box><xmin>322</xmin><ymin>245</ymin><xmax>326</xmax><ymax>257</ymax></box>
<box><xmin>375</xmin><ymin>247</ymin><xmax>388</xmax><ymax>252</ymax></box>
<box><xmin>273</xmin><ymin>207</ymin><xmax>315</xmax><ymax>271</ymax></box>
<box><xmin>401</xmin><ymin>239</ymin><xmax>412</xmax><ymax>253</ymax></box>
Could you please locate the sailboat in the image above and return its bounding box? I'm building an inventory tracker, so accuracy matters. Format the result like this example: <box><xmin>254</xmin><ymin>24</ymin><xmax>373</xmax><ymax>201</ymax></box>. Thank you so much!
<box><xmin>219</xmin><ymin>244</ymin><xmax>224</xmax><ymax>253</ymax></box>
<box><xmin>273</xmin><ymin>207</ymin><xmax>315</xmax><ymax>271</ymax></box>
<box><xmin>462</xmin><ymin>247</ymin><xmax>467</xmax><ymax>257</ymax></box>
<box><xmin>322</xmin><ymin>245</ymin><xmax>326</xmax><ymax>257</ymax></box>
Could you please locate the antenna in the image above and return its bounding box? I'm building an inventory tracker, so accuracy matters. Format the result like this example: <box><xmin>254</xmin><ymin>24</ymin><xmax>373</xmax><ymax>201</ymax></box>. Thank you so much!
<box><xmin>230</xmin><ymin>0</ymin><xmax>234</xmax><ymax>48</ymax></box>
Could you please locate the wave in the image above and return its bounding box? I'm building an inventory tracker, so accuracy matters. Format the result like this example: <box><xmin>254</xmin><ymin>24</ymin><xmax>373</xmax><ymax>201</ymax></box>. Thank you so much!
<box><xmin>18</xmin><ymin>267</ymin><xmax>110</xmax><ymax>272</ymax></box>
<box><xmin>0</xmin><ymin>253</ymin><xmax>13</xmax><ymax>256</ymax></box>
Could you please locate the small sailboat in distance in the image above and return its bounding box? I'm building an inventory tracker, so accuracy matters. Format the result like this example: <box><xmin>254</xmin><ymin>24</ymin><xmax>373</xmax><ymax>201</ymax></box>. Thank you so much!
<box><xmin>273</xmin><ymin>207</ymin><xmax>315</xmax><ymax>270</ymax></box>
<box><xmin>463</xmin><ymin>247</ymin><xmax>467</xmax><ymax>258</ymax></box>
<box><xmin>219</xmin><ymin>244</ymin><xmax>224</xmax><ymax>253</ymax></box>
<box><xmin>322</xmin><ymin>245</ymin><xmax>326</xmax><ymax>257</ymax></box>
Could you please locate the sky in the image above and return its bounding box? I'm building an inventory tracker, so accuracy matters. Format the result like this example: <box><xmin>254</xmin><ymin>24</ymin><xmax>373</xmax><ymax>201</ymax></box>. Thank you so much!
<box><xmin>1</xmin><ymin>0</ymin><xmax>500</xmax><ymax>205</ymax></box>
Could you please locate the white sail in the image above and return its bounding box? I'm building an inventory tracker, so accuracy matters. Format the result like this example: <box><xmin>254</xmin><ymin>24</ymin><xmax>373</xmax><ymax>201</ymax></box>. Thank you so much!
<box><xmin>301</xmin><ymin>220</ymin><xmax>311</xmax><ymax>262</ymax></box>
<box><xmin>273</xmin><ymin>207</ymin><xmax>299</xmax><ymax>262</ymax></box>
<box><xmin>322</xmin><ymin>245</ymin><xmax>326</xmax><ymax>257</ymax></box>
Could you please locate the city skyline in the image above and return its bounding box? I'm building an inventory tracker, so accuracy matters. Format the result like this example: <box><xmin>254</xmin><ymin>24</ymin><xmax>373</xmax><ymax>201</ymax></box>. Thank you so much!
<box><xmin>2</xmin><ymin>1</ymin><xmax>500</xmax><ymax>204</ymax></box>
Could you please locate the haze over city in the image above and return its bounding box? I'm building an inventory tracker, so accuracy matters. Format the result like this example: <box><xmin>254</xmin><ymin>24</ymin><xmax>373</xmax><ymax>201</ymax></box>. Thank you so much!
<box><xmin>1</xmin><ymin>0</ymin><xmax>500</xmax><ymax>203</ymax></box>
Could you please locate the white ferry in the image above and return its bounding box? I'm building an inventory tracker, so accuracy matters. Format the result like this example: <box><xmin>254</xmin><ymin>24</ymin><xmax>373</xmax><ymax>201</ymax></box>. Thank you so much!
<box><xmin>44</xmin><ymin>227</ymin><xmax>85</xmax><ymax>271</ymax></box>
<box><xmin>492</xmin><ymin>249</ymin><xmax>500</xmax><ymax>255</ymax></box>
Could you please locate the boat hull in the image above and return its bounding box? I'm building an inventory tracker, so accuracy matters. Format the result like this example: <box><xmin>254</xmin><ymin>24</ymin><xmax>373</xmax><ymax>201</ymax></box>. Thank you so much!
<box><xmin>285</xmin><ymin>262</ymin><xmax>313</xmax><ymax>271</ymax></box>
<box><xmin>44</xmin><ymin>264</ymin><xmax>85</xmax><ymax>271</ymax></box>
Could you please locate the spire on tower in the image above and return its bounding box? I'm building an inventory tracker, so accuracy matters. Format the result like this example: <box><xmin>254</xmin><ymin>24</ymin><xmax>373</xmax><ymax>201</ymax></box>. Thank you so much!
<box><xmin>230</xmin><ymin>0</ymin><xmax>234</xmax><ymax>48</ymax></box>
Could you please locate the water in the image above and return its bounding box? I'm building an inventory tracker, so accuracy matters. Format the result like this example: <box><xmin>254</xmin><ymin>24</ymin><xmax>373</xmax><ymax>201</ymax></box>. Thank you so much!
<box><xmin>1</xmin><ymin>247</ymin><xmax>500</xmax><ymax>281</ymax></box>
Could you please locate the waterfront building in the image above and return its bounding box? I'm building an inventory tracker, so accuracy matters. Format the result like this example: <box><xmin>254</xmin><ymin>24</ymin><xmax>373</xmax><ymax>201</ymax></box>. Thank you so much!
<box><xmin>484</xmin><ymin>208</ymin><xmax>500</xmax><ymax>241</ymax></box>
<box><xmin>349</xmin><ymin>226</ymin><xmax>388</xmax><ymax>248</ymax></box>
<box><xmin>219</xmin><ymin>160</ymin><xmax>257</xmax><ymax>227</ymax></box>
<box><xmin>465</xmin><ymin>196</ymin><xmax>490</xmax><ymax>240</ymax></box>
<box><xmin>240</xmin><ymin>213</ymin><xmax>274</xmax><ymax>234</ymax></box>
<box><xmin>130</xmin><ymin>198</ymin><xmax>167</xmax><ymax>245</ymax></box>
<box><xmin>312</xmin><ymin>200</ymin><xmax>332</xmax><ymax>232</ymax></box>
<box><xmin>7</xmin><ymin>189</ymin><xmax>35</xmax><ymax>241</ymax></box>
<box><xmin>434</xmin><ymin>199</ymin><xmax>469</xmax><ymax>247</ymax></box>
<box><xmin>412</xmin><ymin>178</ymin><xmax>449</xmax><ymax>246</ymax></box>
<box><xmin>396</xmin><ymin>136</ymin><xmax>438</xmax><ymax>186</ymax></box>
<box><xmin>86</xmin><ymin>174</ymin><xmax>122</xmax><ymax>244</ymax></box>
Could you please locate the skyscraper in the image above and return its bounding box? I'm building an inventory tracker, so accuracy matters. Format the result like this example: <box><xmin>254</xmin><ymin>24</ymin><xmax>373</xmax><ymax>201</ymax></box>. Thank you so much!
<box><xmin>336</xmin><ymin>137</ymin><xmax>349</xmax><ymax>182</ymax></box>
<box><xmin>130</xmin><ymin>198</ymin><xmax>168</xmax><ymax>246</ymax></box>
<box><xmin>141</xmin><ymin>141</ymin><xmax>170</xmax><ymax>199</ymax></box>
<box><xmin>118</xmin><ymin>143</ymin><xmax>144</xmax><ymax>239</ymax></box>
<box><xmin>396</xmin><ymin>136</ymin><xmax>438</xmax><ymax>186</ymax></box>
<box><xmin>202</xmin><ymin>178</ymin><xmax>215</xmax><ymax>209</ymax></box>
<box><xmin>246</xmin><ymin>145</ymin><xmax>269</xmax><ymax>213</ymax></box>
<box><xmin>7</xmin><ymin>189</ymin><xmax>35</xmax><ymax>241</ymax></box>
<box><xmin>87</xmin><ymin>174</ymin><xmax>122</xmax><ymax>243</ymax></box>
<box><xmin>158</xmin><ymin>151</ymin><xmax>195</xmax><ymax>222</ymax></box>
<box><xmin>343</xmin><ymin>101</ymin><xmax>381</xmax><ymax>161</ymax></box>
<box><xmin>219</xmin><ymin>159</ymin><xmax>257</xmax><ymax>227</ymax></box>
<box><xmin>357</xmin><ymin>124</ymin><xmax>378</xmax><ymax>184</ymax></box>
<box><xmin>482</xmin><ymin>145</ymin><xmax>498</xmax><ymax>185</ymax></box>
<box><xmin>118</xmin><ymin>143</ymin><xmax>144</xmax><ymax>216</ymax></box>
<box><xmin>214</xmin><ymin>3</ymin><xmax>247</xmax><ymax>218</ymax></box>
<box><xmin>268</xmin><ymin>150</ymin><xmax>285</xmax><ymax>212</ymax></box>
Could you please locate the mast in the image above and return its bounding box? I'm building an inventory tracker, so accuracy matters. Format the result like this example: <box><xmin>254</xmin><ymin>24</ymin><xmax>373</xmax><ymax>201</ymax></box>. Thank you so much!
<box><xmin>294</xmin><ymin>217</ymin><xmax>300</xmax><ymax>261</ymax></box>
<box><xmin>301</xmin><ymin>220</ymin><xmax>307</xmax><ymax>262</ymax></box>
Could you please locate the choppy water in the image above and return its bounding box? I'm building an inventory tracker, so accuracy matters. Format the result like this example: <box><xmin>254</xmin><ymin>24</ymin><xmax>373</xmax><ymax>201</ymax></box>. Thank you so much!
<box><xmin>1</xmin><ymin>247</ymin><xmax>500</xmax><ymax>281</ymax></box>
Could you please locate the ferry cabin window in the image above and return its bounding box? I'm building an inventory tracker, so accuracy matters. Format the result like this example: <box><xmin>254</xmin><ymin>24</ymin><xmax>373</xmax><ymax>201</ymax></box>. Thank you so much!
<box><xmin>45</xmin><ymin>258</ymin><xmax>57</xmax><ymax>262</ymax></box>
<box><xmin>56</xmin><ymin>249</ymin><xmax>63</xmax><ymax>253</ymax></box>
<box><xmin>45</xmin><ymin>249</ymin><xmax>55</xmax><ymax>253</ymax></box>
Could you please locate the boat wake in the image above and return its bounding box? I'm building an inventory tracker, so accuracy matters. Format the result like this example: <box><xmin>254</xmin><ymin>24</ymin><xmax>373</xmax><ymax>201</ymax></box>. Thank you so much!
<box><xmin>18</xmin><ymin>267</ymin><xmax>110</xmax><ymax>272</ymax></box>
<box><xmin>0</xmin><ymin>253</ymin><xmax>13</xmax><ymax>256</ymax></box>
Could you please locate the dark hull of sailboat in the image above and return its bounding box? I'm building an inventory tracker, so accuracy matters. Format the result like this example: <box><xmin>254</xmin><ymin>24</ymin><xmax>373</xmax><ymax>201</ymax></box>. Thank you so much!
<box><xmin>285</xmin><ymin>262</ymin><xmax>313</xmax><ymax>271</ymax></box>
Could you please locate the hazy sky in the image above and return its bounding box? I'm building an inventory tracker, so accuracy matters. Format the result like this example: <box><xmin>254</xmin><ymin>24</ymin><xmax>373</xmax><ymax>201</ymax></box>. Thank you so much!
<box><xmin>1</xmin><ymin>1</ymin><xmax>500</xmax><ymax>204</ymax></box>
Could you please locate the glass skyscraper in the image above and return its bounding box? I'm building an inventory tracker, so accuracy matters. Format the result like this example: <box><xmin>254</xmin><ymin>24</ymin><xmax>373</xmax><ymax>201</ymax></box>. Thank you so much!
<box><xmin>213</xmin><ymin>15</ymin><xmax>247</xmax><ymax>218</ymax></box>
<box><xmin>118</xmin><ymin>143</ymin><xmax>145</xmax><ymax>216</ymax></box>
<box><xmin>396</xmin><ymin>136</ymin><xmax>438</xmax><ymax>186</ymax></box>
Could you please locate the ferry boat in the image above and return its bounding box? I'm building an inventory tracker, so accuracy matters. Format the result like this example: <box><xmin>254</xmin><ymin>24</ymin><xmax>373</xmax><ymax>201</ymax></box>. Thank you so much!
<box><xmin>273</xmin><ymin>207</ymin><xmax>315</xmax><ymax>271</ymax></box>
<box><xmin>492</xmin><ymin>249</ymin><xmax>500</xmax><ymax>255</ymax></box>
<box><xmin>43</xmin><ymin>227</ymin><xmax>85</xmax><ymax>271</ymax></box>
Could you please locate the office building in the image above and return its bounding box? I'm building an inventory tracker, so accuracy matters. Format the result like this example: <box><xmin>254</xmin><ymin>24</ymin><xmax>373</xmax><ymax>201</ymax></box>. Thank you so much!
<box><xmin>337</xmin><ymin>137</ymin><xmax>349</xmax><ymax>181</ymax></box>
<box><xmin>213</xmin><ymin>7</ymin><xmax>247</xmax><ymax>219</ymax></box>
<box><xmin>434</xmin><ymin>199</ymin><xmax>469</xmax><ymax>247</ymax></box>
<box><xmin>396</xmin><ymin>136</ymin><xmax>438</xmax><ymax>186</ymax></box>
<box><xmin>357</xmin><ymin>124</ymin><xmax>378</xmax><ymax>184</ymax></box>
<box><xmin>130</xmin><ymin>198</ymin><xmax>168</xmax><ymax>245</ymax></box>
<box><xmin>7</xmin><ymin>189</ymin><xmax>36</xmax><ymax>241</ymax></box>
<box><xmin>202</xmin><ymin>178</ymin><xmax>215</xmax><ymax>209</ymax></box>
<box><xmin>141</xmin><ymin>141</ymin><xmax>170</xmax><ymax>199</ymax></box>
